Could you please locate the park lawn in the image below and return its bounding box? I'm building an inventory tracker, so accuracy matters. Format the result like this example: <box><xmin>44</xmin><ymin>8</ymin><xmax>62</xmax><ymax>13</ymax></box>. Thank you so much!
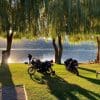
<box><xmin>0</xmin><ymin>63</ymin><xmax>100</xmax><ymax>100</ymax></box>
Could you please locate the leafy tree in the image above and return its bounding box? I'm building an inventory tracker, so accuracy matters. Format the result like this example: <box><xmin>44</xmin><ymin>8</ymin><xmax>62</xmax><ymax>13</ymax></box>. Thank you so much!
<box><xmin>67</xmin><ymin>0</ymin><xmax>100</xmax><ymax>63</ymax></box>
<box><xmin>0</xmin><ymin>0</ymin><xmax>19</xmax><ymax>64</ymax></box>
<box><xmin>0</xmin><ymin>0</ymin><xmax>49</xmax><ymax>64</ymax></box>
<box><xmin>0</xmin><ymin>0</ymin><xmax>26</xmax><ymax>64</ymax></box>
<box><xmin>40</xmin><ymin>0</ymin><xmax>100</xmax><ymax>64</ymax></box>
<box><xmin>47</xmin><ymin>0</ymin><xmax>65</xmax><ymax>64</ymax></box>
<box><xmin>0</xmin><ymin>0</ymin><xmax>99</xmax><ymax>64</ymax></box>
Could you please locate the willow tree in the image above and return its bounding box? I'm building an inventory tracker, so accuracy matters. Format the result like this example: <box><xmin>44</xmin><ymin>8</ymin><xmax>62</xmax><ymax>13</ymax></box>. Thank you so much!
<box><xmin>88</xmin><ymin>0</ymin><xmax>100</xmax><ymax>63</ymax></box>
<box><xmin>46</xmin><ymin>0</ymin><xmax>67</xmax><ymax>64</ymax></box>
<box><xmin>25</xmin><ymin>0</ymin><xmax>63</xmax><ymax>64</ymax></box>
<box><xmin>66</xmin><ymin>0</ymin><xmax>100</xmax><ymax>63</ymax></box>
<box><xmin>0</xmin><ymin>0</ymin><xmax>19</xmax><ymax>64</ymax></box>
<box><xmin>37</xmin><ymin>0</ymin><xmax>100</xmax><ymax>63</ymax></box>
<box><xmin>40</xmin><ymin>0</ymin><xmax>85</xmax><ymax>64</ymax></box>
<box><xmin>0</xmin><ymin>0</ymin><xmax>29</xmax><ymax>64</ymax></box>
<box><xmin>47</xmin><ymin>0</ymin><xmax>99</xmax><ymax>64</ymax></box>
<box><xmin>45</xmin><ymin>0</ymin><xmax>85</xmax><ymax>64</ymax></box>
<box><xmin>82</xmin><ymin>0</ymin><xmax>100</xmax><ymax>63</ymax></box>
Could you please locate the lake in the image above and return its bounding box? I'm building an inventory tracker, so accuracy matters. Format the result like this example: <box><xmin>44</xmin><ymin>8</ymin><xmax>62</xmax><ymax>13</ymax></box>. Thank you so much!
<box><xmin>0</xmin><ymin>39</ymin><xmax>97</xmax><ymax>63</ymax></box>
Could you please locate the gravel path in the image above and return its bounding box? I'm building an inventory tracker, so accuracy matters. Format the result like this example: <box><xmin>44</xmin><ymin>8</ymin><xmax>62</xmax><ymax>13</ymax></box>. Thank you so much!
<box><xmin>0</xmin><ymin>85</ymin><xmax>27</xmax><ymax>100</ymax></box>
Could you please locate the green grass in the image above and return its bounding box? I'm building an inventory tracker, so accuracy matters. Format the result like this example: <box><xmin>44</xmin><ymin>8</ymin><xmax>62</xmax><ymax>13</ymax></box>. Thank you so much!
<box><xmin>0</xmin><ymin>63</ymin><xmax>100</xmax><ymax>100</ymax></box>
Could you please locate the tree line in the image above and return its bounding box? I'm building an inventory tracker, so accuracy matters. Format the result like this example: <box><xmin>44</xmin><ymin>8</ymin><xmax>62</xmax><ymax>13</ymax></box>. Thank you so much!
<box><xmin>0</xmin><ymin>0</ymin><xmax>100</xmax><ymax>64</ymax></box>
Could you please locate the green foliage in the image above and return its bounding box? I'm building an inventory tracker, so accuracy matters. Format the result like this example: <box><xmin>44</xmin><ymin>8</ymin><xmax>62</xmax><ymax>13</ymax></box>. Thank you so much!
<box><xmin>0</xmin><ymin>0</ymin><xmax>99</xmax><ymax>40</ymax></box>
<box><xmin>48</xmin><ymin>0</ymin><xmax>66</xmax><ymax>37</ymax></box>
<box><xmin>0</xmin><ymin>0</ymin><xmax>43</xmax><ymax>39</ymax></box>
<box><xmin>68</xmin><ymin>33</ymin><xmax>100</xmax><ymax>44</ymax></box>
<box><xmin>40</xmin><ymin>0</ymin><xmax>100</xmax><ymax>40</ymax></box>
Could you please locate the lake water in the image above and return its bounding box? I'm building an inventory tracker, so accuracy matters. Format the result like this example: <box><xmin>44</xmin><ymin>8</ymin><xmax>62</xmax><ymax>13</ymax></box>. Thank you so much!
<box><xmin>0</xmin><ymin>39</ymin><xmax>97</xmax><ymax>63</ymax></box>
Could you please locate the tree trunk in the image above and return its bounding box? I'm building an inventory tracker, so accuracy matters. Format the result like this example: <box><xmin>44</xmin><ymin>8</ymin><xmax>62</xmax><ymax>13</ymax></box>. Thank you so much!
<box><xmin>1</xmin><ymin>31</ymin><xmax>13</xmax><ymax>64</ymax></box>
<box><xmin>58</xmin><ymin>35</ymin><xmax>63</xmax><ymax>64</ymax></box>
<box><xmin>96</xmin><ymin>36</ymin><xmax>100</xmax><ymax>63</ymax></box>
<box><xmin>52</xmin><ymin>35</ymin><xmax>63</xmax><ymax>64</ymax></box>
<box><xmin>52</xmin><ymin>38</ymin><xmax>59</xmax><ymax>63</ymax></box>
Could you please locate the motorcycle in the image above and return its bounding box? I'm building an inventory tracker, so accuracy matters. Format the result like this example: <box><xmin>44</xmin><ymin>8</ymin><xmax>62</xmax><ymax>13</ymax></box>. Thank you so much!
<box><xmin>64</xmin><ymin>58</ymin><xmax>79</xmax><ymax>76</ymax></box>
<box><xmin>28</xmin><ymin>57</ymin><xmax>55</xmax><ymax>76</ymax></box>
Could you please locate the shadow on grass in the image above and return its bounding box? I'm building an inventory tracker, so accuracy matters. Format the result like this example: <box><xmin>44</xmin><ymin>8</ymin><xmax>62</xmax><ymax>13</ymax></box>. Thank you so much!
<box><xmin>78</xmin><ymin>67</ymin><xmax>96</xmax><ymax>73</ymax></box>
<box><xmin>30</xmin><ymin>74</ymin><xmax>100</xmax><ymax>100</ymax></box>
<box><xmin>29</xmin><ymin>74</ymin><xmax>46</xmax><ymax>84</ymax></box>
<box><xmin>79</xmin><ymin>75</ymin><xmax>100</xmax><ymax>85</ymax></box>
<box><xmin>78</xmin><ymin>67</ymin><xmax>100</xmax><ymax>85</ymax></box>
<box><xmin>0</xmin><ymin>64</ymin><xmax>17</xmax><ymax>100</ymax></box>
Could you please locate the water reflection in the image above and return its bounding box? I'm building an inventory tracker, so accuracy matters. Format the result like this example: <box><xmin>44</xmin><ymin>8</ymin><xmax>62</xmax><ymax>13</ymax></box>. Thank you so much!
<box><xmin>0</xmin><ymin>49</ymin><xmax>96</xmax><ymax>63</ymax></box>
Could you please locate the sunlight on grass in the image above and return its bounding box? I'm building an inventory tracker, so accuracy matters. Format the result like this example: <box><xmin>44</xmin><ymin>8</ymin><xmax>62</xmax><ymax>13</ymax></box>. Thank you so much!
<box><xmin>0</xmin><ymin>63</ymin><xmax>100</xmax><ymax>100</ymax></box>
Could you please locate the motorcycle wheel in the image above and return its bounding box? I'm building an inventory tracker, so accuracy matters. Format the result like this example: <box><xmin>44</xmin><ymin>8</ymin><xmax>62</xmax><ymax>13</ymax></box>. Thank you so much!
<box><xmin>28</xmin><ymin>67</ymin><xmax>36</xmax><ymax>75</ymax></box>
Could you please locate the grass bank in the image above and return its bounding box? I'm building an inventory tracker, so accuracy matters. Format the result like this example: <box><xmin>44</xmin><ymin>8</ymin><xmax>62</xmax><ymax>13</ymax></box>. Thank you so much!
<box><xmin>0</xmin><ymin>63</ymin><xmax>100</xmax><ymax>100</ymax></box>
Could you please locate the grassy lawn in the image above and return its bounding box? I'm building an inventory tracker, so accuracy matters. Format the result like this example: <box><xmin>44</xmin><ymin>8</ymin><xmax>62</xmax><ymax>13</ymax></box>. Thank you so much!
<box><xmin>0</xmin><ymin>63</ymin><xmax>100</xmax><ymax>100</ymax></box>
